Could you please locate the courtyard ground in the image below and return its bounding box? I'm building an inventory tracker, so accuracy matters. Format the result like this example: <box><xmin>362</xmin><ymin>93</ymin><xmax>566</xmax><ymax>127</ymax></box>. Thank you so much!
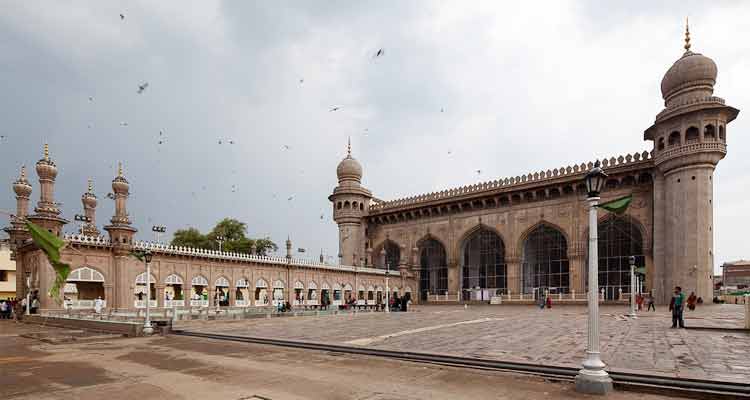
<box><xmin>0</xmin><ymin>320</ymin><xmax>687</xmax><ymax>400</ymax></box>
<box><xmin>176</xmin><ymin>304</ymin><xmax>750</xmax><ymax>383</ymax></box>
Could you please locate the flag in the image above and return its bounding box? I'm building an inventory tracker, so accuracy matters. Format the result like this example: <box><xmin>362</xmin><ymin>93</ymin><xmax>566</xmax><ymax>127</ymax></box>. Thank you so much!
<box><xmin>25</xmin><ymin>221</ymin><xmax>71</xmax><ymax>304</ymax></box>
<box><xmin>598</xmin><ymin>195</ymin><xmax>632</xmax><ymax>215</ymax></box>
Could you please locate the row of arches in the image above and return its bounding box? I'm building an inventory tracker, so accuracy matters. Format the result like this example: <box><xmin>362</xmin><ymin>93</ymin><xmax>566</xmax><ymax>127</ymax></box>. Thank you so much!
<box><xmin>657</xmin><ymin>124</ymin><xmax>725</xmax><ymax>151</ymax></box>
<box><xmin>416</xmin><ymin>216</ymin><xmax>644</xmax><ymax>301</ymax></box>
<box><xmin>336</xmin><ymin>200</ymin><xmax>365</xmax><ymax>211</ymax></box>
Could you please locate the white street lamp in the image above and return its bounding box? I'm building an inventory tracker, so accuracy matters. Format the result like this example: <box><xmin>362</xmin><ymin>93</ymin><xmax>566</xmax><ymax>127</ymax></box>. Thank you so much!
<box><xmin>628</xmin><ymin>256</ymin><xmax>637</xmax><ymax>318</ymax></box>
<box><xmin>152</xmin><ymin>225</ymin><xmax>166</xmax><ymax>244</ymax></box>
<box><xmin>575</xmin><ymin>161</ymin><xmax>613</xmax><ymax>395</ymax></box>
<box><xmin>142</xmin><ymin>250</ymin><xmax>154</xmax><ymax>336</ymax></box>
<box><xmin>385</xmin><ymin>263</ymin><xmax>390</xmax><ymax>314</ymax></box>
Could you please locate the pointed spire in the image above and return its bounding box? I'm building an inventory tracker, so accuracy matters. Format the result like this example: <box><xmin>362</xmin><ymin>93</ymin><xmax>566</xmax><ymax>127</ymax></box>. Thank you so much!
<box><xmin>117</xmin><ymin>162</ymin><xmax>123</xmax><ymax>177</ymax></box>
<box><xmin>87</xmin><ymin>178</ymin><xmax>94</xmax><ymax>194</ymax></box>
<box><xmin>684</xmin><ymin>16</ymin><xmax>691</xmax><ymax>53</ymax></box>
<box><xmin>347</xmin><ymin>136</ymin><xmax>352</xmax><ymax>158</ymax></box>
<box><xmin>43</xmin><ymin>143</ymin><xmax>49</xmax><ymax>161</ymax></box>
<box><xmin>20</xmin><ymin>165</ymin><xmax>26</xmax><ymax>180</ymax></box>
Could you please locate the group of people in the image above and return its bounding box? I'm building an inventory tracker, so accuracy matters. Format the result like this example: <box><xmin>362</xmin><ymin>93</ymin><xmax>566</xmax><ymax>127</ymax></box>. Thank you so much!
<box><xmin>387</xmin><ymin>292</ymin><xmax>411</xmax><ymax>311</ymax></box>
<box><xmin>634</xmin><ymin>292</ymin><xmax>657</xmax><ymax>311</ymax></box>
<box><xmin>0</xmin><ymin>295</ymin><xmax>40</xmax><ymax>319</ymax></box>
<box><xmin>669</xmin><ymin>287</ymin><xmax>701</xmax><ymax>328</ymax></box>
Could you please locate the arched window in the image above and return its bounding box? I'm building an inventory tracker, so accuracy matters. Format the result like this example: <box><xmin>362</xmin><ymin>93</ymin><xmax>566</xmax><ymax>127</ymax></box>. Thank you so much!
<box><xmin>419</xmin><ymin>239</ymin><xmax>448</xmax><ymax>300</ymax></box>
<box><xmin>704</xmin><ymin>124</ymin><xmax>716</xmax><ymax>140</ymax></box>
<box><xmin>360</xmin><ymin>203</ymin><xmax>364</xmax><ymax>211</ymax></box>
<box><xmin>352</xmin><ymin>201</ymin><xmax>358</xmax><ymax>209</ymax></box>
<box><xmin>337</xmin><ymin>202</ymin><xmax>342</xmax><ymax>210</ymax></box>
<box><xmin>668</xmin><ymin>131</ymin><xmax>681</xmax><ymax>146</ymax></box>
<box><xmin>658</xmin><ymin>137</ymin><xmax>665</xmax><ymax>151</ymax></box>
<box><xmin>521</xmin><ymin>224</ymin><xmax>569</xmax><ymax>294</ymax></box>
<box><xmin>375</xmin><ymin>241</ymin><xmax>401</xmax><ymax>269</ymax></box>
<box><xmin>344</xmin><ymin>201</ymin><xmax>351</xmax><ymax>209</ymax></box>
<box><xmin>589</xmin><ymin>217</ymin><xmax>644</xmax><ymax>300</ymax></box>
<box><xmin>719</xmin><ymin>125</ymin><xmax>725</xmax><ymax>140</ymax></box>
<box><xmin>685</xmin><ymin>126</ymin><xmax>699</xmax><ymax>142</ymax></box>
<box><xmin>462</xmin><ymin>228</ymin><xmax>506</xmax><ymax>300</ymax></box>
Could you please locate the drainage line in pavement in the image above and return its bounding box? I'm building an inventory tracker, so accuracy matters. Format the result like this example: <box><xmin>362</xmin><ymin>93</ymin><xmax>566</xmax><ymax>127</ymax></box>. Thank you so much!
<box><xmin>171</xmin><ymin>330</ymin><xmax>749</xmax><ymax>399</ymax></box>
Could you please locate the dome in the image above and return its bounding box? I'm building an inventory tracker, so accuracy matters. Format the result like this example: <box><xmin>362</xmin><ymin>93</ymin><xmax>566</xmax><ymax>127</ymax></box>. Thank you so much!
<box><xmin>336</xmin><ymin>155</ymin><xmax>362</xmax><ymax>182</ymax></box>
<box><xmin>13</xmin><ymin>166</ymin><xmax>32</xmax><ymax>197</ymax></box>
<box><xmin>660</xmin><ymin>51</ymin><xmax>717</xmax><ymax>101</ymax></box>
<box><xmin>112</xmin><ymin>163</ymin><xmax>130</xmax><ymax>194</ymax></box>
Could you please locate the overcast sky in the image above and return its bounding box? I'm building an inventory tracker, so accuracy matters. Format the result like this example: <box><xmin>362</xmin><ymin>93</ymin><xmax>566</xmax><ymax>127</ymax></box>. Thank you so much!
<box><xmin>1</xmin><ymin>1</ymin><xmax>748</xmax><ymax>271</ymax></box>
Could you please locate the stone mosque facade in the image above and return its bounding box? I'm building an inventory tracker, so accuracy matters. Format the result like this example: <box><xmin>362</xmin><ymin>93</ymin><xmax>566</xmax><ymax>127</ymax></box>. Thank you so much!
<box><xmin>4</xmin><ymin>29</ymin><xmax>740</xmax><ymax>310</ymax></box>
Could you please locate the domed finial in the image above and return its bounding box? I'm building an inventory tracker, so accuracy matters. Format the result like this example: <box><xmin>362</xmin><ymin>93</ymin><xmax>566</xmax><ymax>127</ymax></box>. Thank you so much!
<box><xmin>117</xmin><ymin>162</ymin><xmax>123</xmax><ymax>177</ymax></box>
<box><xmin>347</xmin><ymin>136</ymin><xmax>352</xmax><ymax>158</ymax></box>
<box><xmin>43</xmin><ymin>143</ymin><xmax>49</xmax><ymax>161</ymax></box>
<box><xmin>87</xmin><ymin>178</ymin><xmax>94</xmax><ymax>193</ymax></box>
<box><xmin>684</xmin><ymin>17</ymin><xmax>691</xmax><ymax>53</ymax></box>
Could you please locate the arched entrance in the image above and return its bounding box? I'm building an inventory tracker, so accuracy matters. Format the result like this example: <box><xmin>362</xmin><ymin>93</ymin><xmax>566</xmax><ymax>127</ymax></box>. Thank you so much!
<box><xmin>375</xmin><ymin>240</ymin><xmax>401</xmax><ymax>269</ymax></box>
<box><xmin>235</xmin><ymin>278</ymin><xmax>249</xmax><ymax>306</ymax></box>
<box><xmin>65</xmin><ymin>267</ymin><xmax>105</xmax><ymax>309</ymax></box>
<box><xmin>307</xmin><ymin>281</ymin><xmax>318</xmax><ymax>305</ymax></box>
<box><xmin>419</xmin><ymin>238</ymin><xmax>448</xmax><ymax>301</ymax></box>
<box><xmin>521</xmin><ymin>224</ymin><xmax>570</xmax><ymax>296</ymax></box>
<box><xmin>164</xmin><ymin>274</ymin><xmax>184</xmax><ymax>307</ymax></box>
<box><xmin>190</xmin><ymin>276</ymin><xmax>209</xmax><ymax>306</ymax></box>
<box><xmin>215</xmin><ymin>277</ymin><xmax>230</xmax><ymax>306</ymax></box>
<box><xmin>589</xmin><ymin>216</ymin><xmax>644</xmax><ymax>300</ymax></box>
<box><xmin>134</xmin><ymin>272</ymin><xmax>157</xmax><ymax>308</ymax></box>
<box><xmin>255</xmin><ymin>279</ymin><xmax>269</xmax><ymax>306</ymax></box>
<box><xmin>462</xmin><ymin>228</ymin><xmax>506</xmax><ymax>301</ymax></box>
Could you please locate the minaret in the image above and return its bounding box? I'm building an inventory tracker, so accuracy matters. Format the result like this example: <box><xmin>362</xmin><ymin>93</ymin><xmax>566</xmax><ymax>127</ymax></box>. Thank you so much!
<box><xmin>3</xmin><ymin>166</ymin><xmax>33</xmax><ymax>256</ymax></box>
<box><xmin>329</xmin><ymin>138</ymin><xmax>372</xmax><ymax>267</ymax></box>
<box><xmin>104</xmin><ymin>162</ymin><xmax>137</xmax><ymax>247</ymax></box>
<box><xmin>26</xmin><ymin>144</ymin><xmax>68</xmax><ymax>237</ymax></box>
<box><xmin>286</xmin><ymin>236</ymin><xmax>292</xmax><ymax>260</ymax></box>
<box><xmin>645</xmin><ymin>20</ymin><xmax>739</xmax><ymax>303</ymax></box>
<box><xmin>80</xmin><ymin>179</ymin><xmax>100</xmax><ymax>236</ymax></box>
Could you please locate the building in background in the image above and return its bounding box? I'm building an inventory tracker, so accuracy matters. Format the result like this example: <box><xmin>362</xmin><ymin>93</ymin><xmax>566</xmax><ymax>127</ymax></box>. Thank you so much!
<box><xmin>0</xmin><ymin>239</ymin><xmax>17</xmax><ymax>299</ymax></box>
<box><xmin>720</xmin><ymin>260</ymin><xmax>750</xmax><ymax>290</ymax></box>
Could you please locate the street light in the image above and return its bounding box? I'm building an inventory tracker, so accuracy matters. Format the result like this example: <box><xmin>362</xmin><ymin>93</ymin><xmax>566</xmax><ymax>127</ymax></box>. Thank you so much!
<box><xmin>74</xmin><ymin>214</ymin><xmax>91</xmax><ymax>234</ymax></box>
<box><xmin>629</xmin><ymin>256</ymin><xmax>637</xmax><ymax>318</ymax></box>
<box><xmin>142</xmin><ymin>250</ymin><xmax>154</xmax><ymax>336</ymax></box>
<box><xmin>215</xmin><ymin>235</ymin><xmax>225</xmax><ymax>252</ymax></box>
<box><xmin>152</xmin><ymin>225</ymin><xmax>166</xmax><ymax>243</ymax></box>
<box><xmin>575</xmin><ymin>161</ymin><xmax>613</xmax><ymax>395</ymax></box>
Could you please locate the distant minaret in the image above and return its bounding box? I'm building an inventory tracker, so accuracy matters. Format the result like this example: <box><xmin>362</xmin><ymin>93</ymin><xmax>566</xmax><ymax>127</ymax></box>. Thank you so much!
<box><xmin>80</xmin><ymin>179</ymin><xmax>100</xmax><ymax>236</ymax></box>
<box><xmin>286</xmin><ymin>236</ymin><xmax>292</xmax><ymax>260</ymax></box>
<box><xmin>4</xmin><ymin>165</ymin><xmax>33</xmax><ymax>256</ymax></box>
<box><xmin>329</xmin><ymin>138</ymin><xmax>372</xmax><ymax>267</ymax></box>
<box><xmin>104</xmin><ymin>162</ymin><xmax>137</xmax><ymax>247</ymax></box>
<box><xmin>26</xmin><ymin>144</ymin><xmax>68</xmax><ymax>237</ymax></box>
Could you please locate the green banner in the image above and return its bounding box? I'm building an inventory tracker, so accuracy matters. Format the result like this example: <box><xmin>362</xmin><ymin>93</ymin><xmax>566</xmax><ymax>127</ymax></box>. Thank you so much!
<box><xmin>25</xmin><ymin>221</ymin><xmax>71</xmax><ymax>304</ymax></box>
<box><xmin>598</xmin><ymin>195</ymin><xmax>632</xmax><ymax>215</ymax></box>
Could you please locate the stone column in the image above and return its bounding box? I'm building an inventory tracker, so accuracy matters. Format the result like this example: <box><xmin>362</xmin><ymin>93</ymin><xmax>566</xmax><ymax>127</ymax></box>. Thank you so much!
<box><xmin>156</xmin><ymin>284</ymin><xmax>166</xmax><ymax>308</ymax></box>
<box><xmin>506</xmin><ymin>257</ymin><xmax>521</xmax><ymax>294</ymax></box>
<box><xmin>569</xmin><ymin>254</ymin><xmax>586</xmax><ymax>294</ymax></box>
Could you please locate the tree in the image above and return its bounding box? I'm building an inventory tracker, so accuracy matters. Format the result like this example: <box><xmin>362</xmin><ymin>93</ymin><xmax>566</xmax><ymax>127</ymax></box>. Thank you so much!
<box><xmin>169</xmin><ymin>219</ymin><xmax>277</xmax><ymax>256</ymax></box>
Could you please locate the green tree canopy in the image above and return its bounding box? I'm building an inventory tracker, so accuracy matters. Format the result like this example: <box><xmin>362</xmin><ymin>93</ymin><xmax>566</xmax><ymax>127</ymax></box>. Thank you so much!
<box><xmin>170</xmin><ymin>219</ymin><xmax>278</xmax><ymax>256</ymax></box>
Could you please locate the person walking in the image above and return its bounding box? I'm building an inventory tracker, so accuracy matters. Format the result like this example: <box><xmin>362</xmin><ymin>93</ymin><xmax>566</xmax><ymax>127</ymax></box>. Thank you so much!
<box><xmin>687</xmin><ymin>291</ymin><xmax>697</xmax><ymax>311</ymax></box>
<box><xmin>94</xmin><ymin>296</ymin><xmax>104</xmax><ymax>314</ymax></box>
<box><xmin>538</xmin><ymin>291</ymin><xmax>546</xmax><ymax>310</ymax></box>
<box><xmin>669</xmin><ymin>286</ymin><xmax>686</xmax><ymax>328</ymax></box>
<box><xmin>30</xmin><ymin>297</ymin><xmax>40</xmax><ymax>314</ymax></box>
<box><xmin>647</xmin><ymin>292</ymin><xmax>656</xmax><ymax>311</ymax></box>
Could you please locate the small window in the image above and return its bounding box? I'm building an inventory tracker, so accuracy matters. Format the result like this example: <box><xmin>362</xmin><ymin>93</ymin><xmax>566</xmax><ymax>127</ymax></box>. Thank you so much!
<box><xmin>658</xmin><ymin>137</ymin><xmax>665</xmax><ymax>151</ymax></box>
<box><xmin>0</xmin><ymin>270</ymin><xmax>7</xmax><ymax>282</ymax></box>
<box><xmin>344</xmin><ymin>201</ymin><xmax>351</xmax><ymax>209</ymax></box>
<box><xmin>337</xmin><ymin>202</ymin><xmax>342</xmax><ymax>210</ymax></box>
<box><xmin>360</xmin><ymin>203</ymin><xmax>364</xmax><ymax>211</ymax></box>
<box><xmin>719</xmin><ymin>125</ymin><xmax>725</xmax><ymax>140</ymax></box>
<box><xmin>704</xmin><ymin>124</ymin><xmax>716</xmax><ymax>140</ymax></box>
<box><xmin>685</xmin><ymin>126</ymin><xmax>699</xmax><ymax>142</ymax></box>
<box><xmin>668</xmin><ymin>131</ymin><xmax>681</xmax><ymax>146</ymax></box>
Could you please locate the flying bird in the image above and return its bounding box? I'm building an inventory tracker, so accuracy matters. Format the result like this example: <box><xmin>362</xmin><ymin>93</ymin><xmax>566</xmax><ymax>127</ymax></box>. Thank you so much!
<box><xmin>137</xmin><ymin>82</ymin><xmax>149</xmax><ymax>94</ymax></box>
<box><xmin>476</xmin><ymin>169</ymin><xmax>482</xmax><ymax>175</ymax></box>
<box><xmin>287</xmin><ymin>196</ymin><xmax>294</xmax><ymax>201</ymax></box>
<box><xmin>106</xmin><ymin>193</ymin><xmax>115</xmax><ymax>200</ymax></box>
<box><xmin>440</xmin><ymin>108</ymin><xmax>445</xmax><ymax>113</ymax></box>
<box><xmin>329</xmin><ymin>106</ymin><xmax>341</xmax><ymax>112</ymax></box>
<box><xmin>218</xmin><ymin>139</ymin><xmax>222</xmax><ymax>144</ymax></box>
<box><xmin>282</xmin><ymin>145</ymin><xmax>291</xmax><ymax>150</ymax></box>
<box><xmin>320</xmin><ymin>214</ymin><xmax>324</xmax><ymax>220</ymax></box>
<box><xmin>447</xmin><ymin>151</ymin><xmax>452</xmax><ymax>155</ymax></box>
<box><xmin>119</xmin><ymin>13</ymin><xmax>125</xmax><ymax>20</ymax></box>
<box><xmin>374</xmin><ymin>48</ymin><xmax>384</xmax><ymax>58</ymax></box>
<box><xmin>88</xmin><ymin>96</ymin><xmax>94</xmax><ymax>101</ymax></box>
<box><xmin>228</xmin><ymin>140</ymin><xmax>234</xmax><ymax>144</ymax></box>
<box><xmin>120</xmin><ymin>122</ymin><xmax>128</xmax><ymax>126</ymax></box>
<box><xmin>299</xmin><ymin>78</ymin><xmax>304</xmax><ymax>84</ymax></box>
<box><xmin>159</xmin><ymin>130</ymin><xmax>164</xmax><ymax>136</ymax></box>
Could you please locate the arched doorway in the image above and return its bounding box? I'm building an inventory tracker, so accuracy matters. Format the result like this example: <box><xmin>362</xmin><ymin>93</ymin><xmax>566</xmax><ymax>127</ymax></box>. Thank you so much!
<box><xmin>255</xmin><ymin>279</ymin><xmax>269</xmax><ymax>306</ymax></box>
<box><xmin>419</xmin><ymin>238</ymin><xmax>448</xmax><ymax>301</ymax></box>
<box><xmin>65</xmin><ymin>267</ymin><xmax>105</xmax><ymax>309</ymax></box>
<box><xmin>375</xmin><ymin>240</ymin><xmax>401</xmax><ymax>269</ymax></box>
<box><xmin>190</xmin><ymin>276</ymin><xmax>209</xmax><ymax>306</ymax></box>
<box><xmin>235</xmin><ymin>278</ymin><xmax>249</xmax><ymax>306</ymax></box>
<box><xmin>215</xmin><ymin>277</ymin><xmax>230</xmax><ymax>306</ymax></box>
<box><xmin>590</xmin><ymin>216</ymin><xmax>644</xmax><ymax>300</ymax></box>
<box><xmin>164</xmin><ymin>274</ymin><xmax>184</xmax><ymax>307</ymax></box>
<box><xmin>462</xmin><ymin>228</ymin><xmax>506</xmax><ymax>301</ymax></box>
<box><xmin>307</xmin><ymin>281</ymin><xmax>318</xmax><ymax>305</ymax></box>
<box><xmin>134</xmin><ymin>272</ymin><xmax>157</xmax><ymax>308</ymax></box>
<box><xmin>521</xmin><ymin>224</ymin><xmax>570</xmax><ymax>296</ymax></box>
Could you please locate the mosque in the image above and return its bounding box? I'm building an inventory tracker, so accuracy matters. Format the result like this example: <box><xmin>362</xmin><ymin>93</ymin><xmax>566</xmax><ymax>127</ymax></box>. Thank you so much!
<box><xmin>4</xmin><ymin>27</ymin><xmax>739</xmax><ymax>310</ymax></box>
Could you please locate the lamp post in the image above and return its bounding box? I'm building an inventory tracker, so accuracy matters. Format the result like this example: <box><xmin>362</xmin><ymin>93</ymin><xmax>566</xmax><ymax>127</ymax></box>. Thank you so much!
<box><xmin>215</xmin><ymin>235</ymin><xmax>225</xmax><ymax>252</ymax></box>
<box><xmin>628</xmin><ymin>256</ymin><xmax>637</xmax><ymax>318</ymax></box>
<box><xmin>25</xmin><ymin>274</ymin><xmax>31</xmax><ymax>316</ymax></box>
<box><xmin>575</xmin><ymin>161</ymin><xmax>613</xmax><ymax>395</ymax></box>
<box><xmin>142</xmin><ymin>250</ymin><xmax>154</xmax><ymax>336</ymax></box>
<box><xmin>74</xmin><ymin>214</ymin><xmax>91</xmax><ymax>234</ymax></box>
<box><xmin>385</xmin><ymin>262</ymin><xmax>391</xmax><ymax>314</ymax></box>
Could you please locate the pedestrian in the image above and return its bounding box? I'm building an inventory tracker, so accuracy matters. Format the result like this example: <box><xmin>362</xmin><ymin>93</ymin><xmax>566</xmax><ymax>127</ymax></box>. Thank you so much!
<box><xmin>647</xmin><ymin>292</ymin><xmax>656</xmax><ymax>311</ymax></box>
<box><xmin>636</xmin><ymin>293</ymin><xmax>643</xmax><ymax>311</ymax></box>
<box><xmin>0</xmin><ymin>300</ymin><xmax>8</xmax><ymax>319</ymax></box>
<box><xmin>687</xmin><ymin>291</ymin><xmax>697</xmax><ymax>311</ymax></box>
<box><xmin>31</xmin><ymin>297</ymin><xmax>40</xmax><ymax>314</ymax></box>
<box><xmin>669</xmin><ymin>286</ymin><xmax>686</xmax><ymax>328</ymax></box>
<box><xmin>538</xmin><ymin>291</ymin><xmax>546</xmax><ymax>310</ymax></box>
<box><xmin>94</xmin><ymin>296</ymin><xmax>104</xmax><ymax>314</ymax></box>
<box><xmin>546</xmin><ymin>293</ymin><xmax>552</xmax><ymax>309</ymax></box>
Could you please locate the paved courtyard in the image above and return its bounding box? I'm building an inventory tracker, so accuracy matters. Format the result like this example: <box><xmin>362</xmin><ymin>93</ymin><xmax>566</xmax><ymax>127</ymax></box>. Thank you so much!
<box><xmin>1</xmin><ymin>321</ymin><xmax>685</xmax><ymax>400</ymax></box>
<box><xmin>177</xmin><ymin>304</ymin><xmax>750</xmax><ymax>383</ymax></box>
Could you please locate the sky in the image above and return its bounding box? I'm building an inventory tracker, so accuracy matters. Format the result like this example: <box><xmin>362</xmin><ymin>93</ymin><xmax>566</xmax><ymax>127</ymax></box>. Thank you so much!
<box><xmin>1</xmin><ymin>1</ymin><xmax>748</xmax><ymax>272</ymax></box>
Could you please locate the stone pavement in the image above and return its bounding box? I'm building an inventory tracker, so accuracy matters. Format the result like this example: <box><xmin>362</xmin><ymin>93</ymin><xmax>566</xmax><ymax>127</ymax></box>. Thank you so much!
<box><xmin>178</xmin><ymin>304</ymin><xmax>750</xmax><ymax>383</ymax></box>
<box><xmin>0</xmin><ymin>320</ymin><xmax>685</xmax><ymax>400</ymax></box>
